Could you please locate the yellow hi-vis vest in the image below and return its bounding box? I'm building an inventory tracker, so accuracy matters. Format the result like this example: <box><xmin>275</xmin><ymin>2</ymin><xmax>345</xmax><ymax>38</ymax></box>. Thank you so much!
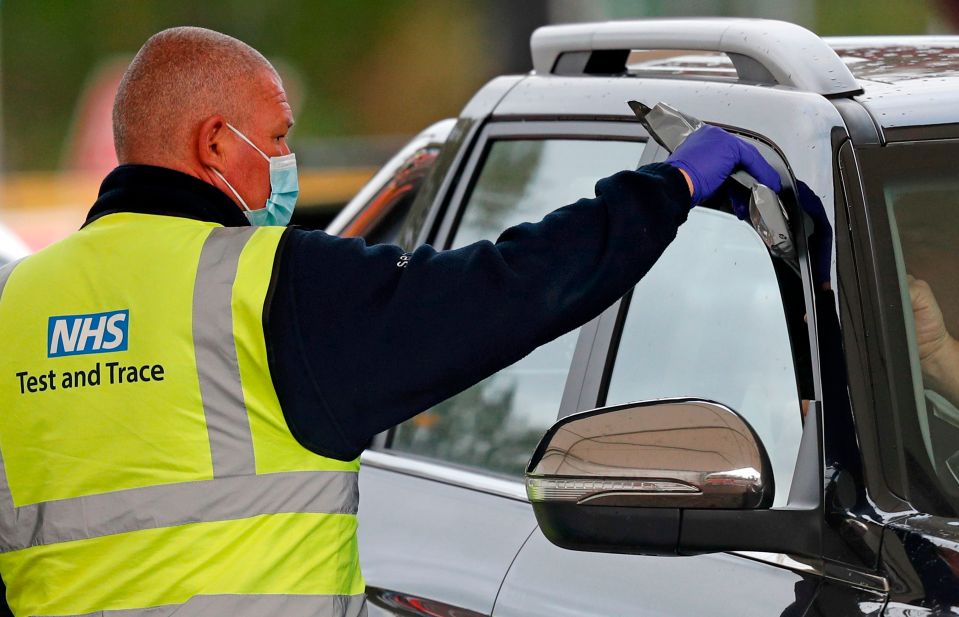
<box><xmin>0</xmin><ymin>213</ymin><xmax>365</xmax><ymax>616</ymax></box>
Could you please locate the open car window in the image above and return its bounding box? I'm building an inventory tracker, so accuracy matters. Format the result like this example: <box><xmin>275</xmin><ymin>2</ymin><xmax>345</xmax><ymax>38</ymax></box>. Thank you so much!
<box><xmin>603</xmin><ymin>205</ymin><xmax>805</xmax><ymax>507</ymax></box>
<box><xmin>389</xmin><ymin>137</ymin><xmax>647</xmax><ymax>477</ymax></box>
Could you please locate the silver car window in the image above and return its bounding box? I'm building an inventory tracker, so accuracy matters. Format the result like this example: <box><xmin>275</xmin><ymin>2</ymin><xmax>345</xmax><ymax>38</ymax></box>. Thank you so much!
<box><xmin>390</xmin><ymin>138</ymin><xmax>646</xmax><ymax>477</ymax></box>
<box><xmin>604</xmin><ymin>207</ymin><xmax>804</xmax><ymax>507</ymax></box>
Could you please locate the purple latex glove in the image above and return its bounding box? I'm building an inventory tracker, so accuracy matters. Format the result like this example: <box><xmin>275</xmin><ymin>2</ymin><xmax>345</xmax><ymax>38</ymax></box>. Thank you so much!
<box><xmin>796</xmin><ymin>180</ymin><xmax>833</xmax><ymax>290</ymax></box>
<box><xmin>729</xmin><ymin>179</ymin><xmax>833</xmax><ymax>289</ymax></box>
<box><xmin>728</xmin><ymin>185</ymin><xmax>751</xmax><ymax>221</ymax></box>
<box><xmin>666</xmin><ymin>125</ymin><xmax>782</xmax><ymax>204</ymax></box>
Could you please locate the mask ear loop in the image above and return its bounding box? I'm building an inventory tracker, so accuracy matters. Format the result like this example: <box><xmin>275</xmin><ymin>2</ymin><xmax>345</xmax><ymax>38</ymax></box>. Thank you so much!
<box><xmin>210</xmin><ymin>168</ymin><xmax>252</xmax><ymax>212</ymax></box>
<box><xmin>226</xmin><ymin>122</ymin><xmax>271</xmax><ymax>162</ymax></box>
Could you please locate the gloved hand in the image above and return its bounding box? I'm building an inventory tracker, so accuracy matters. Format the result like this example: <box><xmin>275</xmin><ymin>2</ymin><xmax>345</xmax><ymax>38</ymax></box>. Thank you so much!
<box><xmin>729</xmin><ymin>179</ymin><xmax>833</xmax><ymax>289</ymax></box>
<box><xmin>666</xmin><ymin>125</ymin><xmax>782</xmax><ymax>204</ymax></box>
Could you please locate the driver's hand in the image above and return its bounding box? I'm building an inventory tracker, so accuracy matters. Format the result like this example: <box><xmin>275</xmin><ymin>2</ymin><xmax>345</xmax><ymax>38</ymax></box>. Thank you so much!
<box><xmin>909</xmin><ymin>275</ymin><xmax>951</xmax><ymax>366</ymax></box>
<box><xmin>908</xmin><ymin>275</ymin><xmax>959</xmax><ymax>409</ymax></box>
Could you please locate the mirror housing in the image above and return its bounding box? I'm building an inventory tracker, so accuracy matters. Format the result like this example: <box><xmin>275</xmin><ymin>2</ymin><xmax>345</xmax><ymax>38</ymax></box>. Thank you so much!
<box><xmin>527</xmin><ymin>398</ymin><xmax>773</xmax><ymax>509</ymax></box>
<box><xmin>526</xmin><ymin>398</ymin><xmax>819</xmax><ymax>556</ymax></box>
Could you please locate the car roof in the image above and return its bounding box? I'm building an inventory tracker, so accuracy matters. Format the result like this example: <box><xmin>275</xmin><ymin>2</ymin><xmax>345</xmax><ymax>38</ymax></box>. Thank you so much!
<box><xmin>627</xmin><ymin>38</ymin><xmax>959</xmax><ymax>132</ymax></box>
<box><xmin>528</xmin><ymin>21</ymin><xmax>959</xmax><ymax>136</ymax></box>
<box><xmin>828</xmin><ymin>37</ymin><xmax>959</xmax><ymax>83</ymax></box>
<box><xmin>828</xmin><ymin>37</ymin><xmax>959</xmax><ymax>132</ymax></box>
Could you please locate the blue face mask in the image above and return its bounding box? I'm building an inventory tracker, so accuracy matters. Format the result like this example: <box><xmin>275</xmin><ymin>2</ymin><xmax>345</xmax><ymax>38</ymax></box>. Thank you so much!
<box><xmin>211</xmin><ymin>123</ymin><xmax>299</xmax><ymax>227</ymax></box>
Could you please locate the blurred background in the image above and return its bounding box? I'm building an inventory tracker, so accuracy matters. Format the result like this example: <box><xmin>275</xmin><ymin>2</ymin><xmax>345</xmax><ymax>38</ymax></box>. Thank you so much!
<box><xmin>1</xmin><ymin>0</ymin><xmax>957</xmax><ymax>250</ymax></box>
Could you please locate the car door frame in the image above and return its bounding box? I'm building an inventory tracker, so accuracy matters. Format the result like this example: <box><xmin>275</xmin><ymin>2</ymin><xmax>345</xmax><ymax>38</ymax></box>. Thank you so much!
<box><xmin>358</xmin><ymin>118</ymin><xmax>661</xmax><ymax>616</ymax></box>
<box><xmin>570</xmin><ymin>127</ymin><xmax>839</xmax><ymax>571</ymax></box>
<box><xmin>373</xmin><ymin>117</ymin><xmax>661</xmax><ymax>456</ymax></box>
<box><xmin>378</xmin><ymin>112</ymin><xmax>829</xmax><ymax>563</ymax></box>
<box><xmin>499</xmin><ymin>111</ymin><xmax>894</xmax><ymax>601</ymax></box>
<box><xmin>486</xmin><ymin>116</ymin><xmax>842</xmax><ymax>617</ymax></box>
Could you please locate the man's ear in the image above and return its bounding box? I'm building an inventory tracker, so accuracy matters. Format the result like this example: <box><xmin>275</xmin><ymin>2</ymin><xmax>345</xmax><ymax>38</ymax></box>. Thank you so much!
<box><xmin>197</xmin><ymin>115</ymin><xmax>228</xmax><ymax>171</ymax></box>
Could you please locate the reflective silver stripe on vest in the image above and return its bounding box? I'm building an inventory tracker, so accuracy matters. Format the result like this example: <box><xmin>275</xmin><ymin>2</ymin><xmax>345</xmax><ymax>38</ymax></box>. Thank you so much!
<box><xmin>0</xmin><ymin>258</ymin><xmax>23</xmax><ymax>297</ymax></box>
<box><xmin>43</xmin><ymin>593</ymin><xmax>368</xmax><ymax>617</ymax></box>
<box><xmin>0</xmin><ymin>469</ymin><xmax>357</xmax><ymax>552</ymax></box>
<box><xmin>0</xmin><ymin>259</ymin><xmax>24</xmax><ymax>551</ymax></box>
<box><xmin>0</xmin><ymin>231</ymin><xmax>359</xmax><ymax>553</ymax></box>
<box><xmin>193</xmin><ymin>226</ymin><xmax>258</xmax><ymax>478</ymax></box>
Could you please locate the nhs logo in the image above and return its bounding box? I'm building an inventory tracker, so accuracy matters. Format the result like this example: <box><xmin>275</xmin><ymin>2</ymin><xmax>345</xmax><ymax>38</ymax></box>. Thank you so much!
<box><xmin>48</xmin><ymin>310</ymin><xmax>129</xmax><ymax>358</ymax></box>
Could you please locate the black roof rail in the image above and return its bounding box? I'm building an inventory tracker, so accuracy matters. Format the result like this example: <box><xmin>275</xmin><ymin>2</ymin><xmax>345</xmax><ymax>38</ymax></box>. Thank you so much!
<box><xmin>531</xmin><ymin>18</ymin><xmax>863</xmax><ymax>97</ymax></box>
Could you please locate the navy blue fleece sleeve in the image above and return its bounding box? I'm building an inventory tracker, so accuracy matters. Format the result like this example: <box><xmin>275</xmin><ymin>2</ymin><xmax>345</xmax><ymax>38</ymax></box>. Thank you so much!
<box><xmin>267</xmin><ymin>163</ymin><xmax>691</xmax><ymax>460</ymax></box>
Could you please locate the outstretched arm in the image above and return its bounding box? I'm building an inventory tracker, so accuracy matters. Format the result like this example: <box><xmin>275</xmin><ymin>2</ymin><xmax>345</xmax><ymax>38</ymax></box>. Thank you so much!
<box><xmin>271</xmin><ymin>126</ymin><xmax>781</xmax><ymax>460</ymax></box>
<box><xmin>270</xmin><ymin>164</ymin><xmax>690</xmax><ymax>459</ymax></box>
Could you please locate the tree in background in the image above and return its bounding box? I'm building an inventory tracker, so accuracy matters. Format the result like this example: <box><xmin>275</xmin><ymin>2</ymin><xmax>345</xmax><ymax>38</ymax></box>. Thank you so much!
<box><xmin>2</xmin><ymin>0</ymin><xmax>951</xmax><ymax>173</ymax></box>
<box><xmin>1</xmin><ymin>0</ymin><xmax>549</xmax><ymax>172</ymax></box>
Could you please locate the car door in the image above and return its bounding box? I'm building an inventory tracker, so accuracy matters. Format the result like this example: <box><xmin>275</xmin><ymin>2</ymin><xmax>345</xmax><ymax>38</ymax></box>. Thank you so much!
<box><xmin>492</xmin><ymin>137</ymin><xmax>843</xmax><ymax>616</ymax></box>
<box><xmin>356</xmin><ymin>121</ymin><xmax>653</xmax><ymax>616</ymax></box>
<box><xmin>843</xmin><ymin>138</ymin><xmax>959</xmax><ymax>612</ymax></box>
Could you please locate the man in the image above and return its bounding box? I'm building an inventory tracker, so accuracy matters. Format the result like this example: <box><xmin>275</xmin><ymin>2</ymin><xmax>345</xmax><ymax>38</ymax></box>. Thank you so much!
<box><xmin>0</xmin><ymin>27</ymin><xmax>779</xmax><ymax>616</ymax></box>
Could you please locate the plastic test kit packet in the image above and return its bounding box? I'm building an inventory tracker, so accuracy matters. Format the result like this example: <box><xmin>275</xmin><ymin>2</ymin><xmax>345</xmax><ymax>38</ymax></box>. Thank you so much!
<box><xmin>628</xmin><ymin>101</ymin><xmax>799</xmax><ymax>275</ymax></box>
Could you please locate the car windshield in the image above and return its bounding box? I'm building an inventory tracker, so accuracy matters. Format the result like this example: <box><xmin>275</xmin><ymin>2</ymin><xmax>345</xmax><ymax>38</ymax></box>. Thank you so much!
<box><xmin>864</xmin><ymin>140</ymin><xmax>959</xmax><ymax>514</ymax></box>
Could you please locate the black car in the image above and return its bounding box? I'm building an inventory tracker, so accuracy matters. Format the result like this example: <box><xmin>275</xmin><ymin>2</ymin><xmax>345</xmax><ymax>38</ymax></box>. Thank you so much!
<box><xmin>329</xmin><ymin>18</ymin><xmax>959</xmax><ymax>616</ymax></box>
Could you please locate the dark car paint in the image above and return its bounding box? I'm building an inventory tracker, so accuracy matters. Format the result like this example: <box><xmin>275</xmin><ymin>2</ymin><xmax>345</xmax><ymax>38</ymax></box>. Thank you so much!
<box><xmin>350</xmin><ymin>41</ymin><xmax>959</xmax><ymax>617</ymax></box>
<box><xmin>883</xmin><ymin>515</ymin><xmax>959</xmax><ymax>611</ymax></box>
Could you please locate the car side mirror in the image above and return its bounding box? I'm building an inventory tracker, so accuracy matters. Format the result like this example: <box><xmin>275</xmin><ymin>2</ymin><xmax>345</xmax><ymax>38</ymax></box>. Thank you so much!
<box><xmin>526</xmin><ymin>398</ymin><xmax>784</xmax><ymax>556</ymax></box>
<box><xmin>527</xmin><ymin>398</ymin><xmax>773</xmax><ymax>508</ymax></box>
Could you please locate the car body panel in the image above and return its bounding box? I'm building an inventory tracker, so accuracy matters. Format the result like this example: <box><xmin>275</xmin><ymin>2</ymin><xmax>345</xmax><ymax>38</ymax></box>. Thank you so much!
<box><xmin>358</xmin><ymin>458</ymin><xmax>536</xmax><ymax>616</ymax></box>
<box><xmin>881</xmin><ymin>515</ymin><xmax>959</xmax><ymax>612</ymax></box>
<box><xmin>854</xmin><ymin>77</ymin><xmax>959</xmax><ymax>138</ymax></box>
<box><xmin>829</xmin><ymin>37</ymin><xmax>959</xmax><ymax>136</ymax></box>
<box><xmin>494</xmin><ymin>529</ymin><xmax>816</xmax><ymax>617</ymax></box>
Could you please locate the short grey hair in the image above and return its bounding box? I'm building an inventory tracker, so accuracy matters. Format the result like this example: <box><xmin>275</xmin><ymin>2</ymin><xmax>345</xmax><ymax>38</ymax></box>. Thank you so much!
<box><xmin>113</xmin><ymin>27</ymin><xmax>276</xmax><ymax>163</ymax></box>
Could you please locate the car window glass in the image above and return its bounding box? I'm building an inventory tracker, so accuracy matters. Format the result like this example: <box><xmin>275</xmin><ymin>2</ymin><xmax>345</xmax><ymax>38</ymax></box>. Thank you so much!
<box><xmin>883</xmin><ymin>169</ymin><xmax>959</xmax><ymax>514</ymax></box>
<box><xmin>349</xmin><ymin>147</ymin><xmax>441</xmax><ymax>245</ymax></box>
<box><xmin>604</xmin><ymin>207</ymin><xmax>804</xmax><ymax>507</ymax></box>
<box><xmin>390</xmin><ymin>138</ymin><xmax>646</xmax><ymax>477</ymax></box>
